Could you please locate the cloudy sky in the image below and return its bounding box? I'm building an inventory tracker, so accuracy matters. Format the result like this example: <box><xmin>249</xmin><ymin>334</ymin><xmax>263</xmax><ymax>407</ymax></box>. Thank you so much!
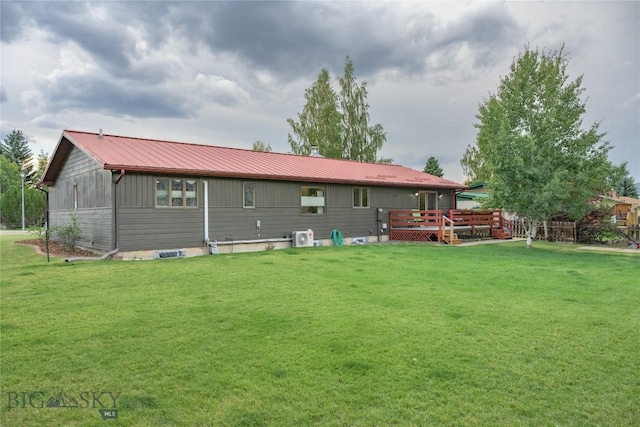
<box><xmin>1</xmin><ymin>1</ymin><xmax>638</xmax><ymax>183</ymax></box>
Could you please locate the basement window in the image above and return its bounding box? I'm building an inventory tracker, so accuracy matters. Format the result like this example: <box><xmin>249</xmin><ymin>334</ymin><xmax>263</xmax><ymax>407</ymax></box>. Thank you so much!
<box><xmin>156</xmin><ymin>178</ymin><xmax>198</xmax><ymax>208</ymax></box>
<box><xmin>301</xmin><ymin>186</ymin><xmax>325</xmax><ymax>214</ymax></box>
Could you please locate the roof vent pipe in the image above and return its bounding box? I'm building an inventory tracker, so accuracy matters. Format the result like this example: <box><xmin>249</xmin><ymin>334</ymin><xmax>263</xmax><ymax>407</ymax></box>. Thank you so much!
<box><xmin>99</xmin><ymin>129</ymin><xmax>103</xmax><ymax>138</ymax></box>
<box><xmin>310</xmin><ymin>145</ymin><xmax>322</xmax><ymax>157</ymax></box>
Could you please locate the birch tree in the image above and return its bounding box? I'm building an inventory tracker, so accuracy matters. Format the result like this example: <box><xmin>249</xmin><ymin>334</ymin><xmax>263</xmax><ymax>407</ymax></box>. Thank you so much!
<box><xmin>287</xmin><ymin>68</ymin><xmax>342</xmax><ymax>158</ymax></box>
<box><xmin>338</xmin><ymin>57</ymin><xmax>388</xmax><ymax>163</ymax></box>
<box><xmin>474</xmin><ymin>45</ymin><xmax>612</xmax><ymax>248</ymax></box>
<box><xmin>288</xmin><ymin>57</ymin><xmax>390</xmax><ymax>163</ymax></box>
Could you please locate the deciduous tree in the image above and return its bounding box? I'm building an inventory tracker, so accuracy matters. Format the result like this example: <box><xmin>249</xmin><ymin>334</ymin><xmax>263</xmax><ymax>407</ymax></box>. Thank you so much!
<box><xmin>35</xmin><ymin>150</ymin><xmax>50</xmax><ymax>183</ymax></box>
<box><xmin>287</xmin><ymin>68</ymin><xmax>342</xmax><ymax>158</ymax></box>
<box><xmin>252</xmin><ymin>141</ymin><xmax>272</xmax><ymax>152</ymax></box>
<box><xmin>0</xmin><ymin>185</ymin><xmax>46</xmax><ymax>228</ymax></box>
<box><xmin>473</xmin><ymin>45</ymin><xmax>613</xmax><ymax>248</ymax></box>
<box><xmin>288</xmin><ymin>57</ymin><xmax>390</xmax><ymax>163</ymax></box>
<box><xmin>0</xmin><ymin>155</ymin><xmax>20</xmax><ymax>194</ymax></box>
<box><xmin>338</xmin><ymin>57</ymin><xmax>388</xmax><ymax>163</ymax></box>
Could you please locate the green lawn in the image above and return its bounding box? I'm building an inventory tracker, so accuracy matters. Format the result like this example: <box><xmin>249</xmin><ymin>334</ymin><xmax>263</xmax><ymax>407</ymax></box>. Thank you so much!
<box><xmin>1</xmin><ymin>235</ymin><xmax>638</xmax><ymax>426</ymax></box>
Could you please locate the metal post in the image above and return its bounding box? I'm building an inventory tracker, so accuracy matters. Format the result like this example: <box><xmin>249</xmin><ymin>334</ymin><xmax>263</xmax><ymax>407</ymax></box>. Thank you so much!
<box><xmin>20</xmin><ymin>171</ymin><xmax>25</xmax><ymax>231</ymax></box>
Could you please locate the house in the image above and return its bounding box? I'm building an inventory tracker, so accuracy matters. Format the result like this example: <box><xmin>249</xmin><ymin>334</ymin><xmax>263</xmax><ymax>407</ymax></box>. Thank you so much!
<box><xmin>456</xmin><ymin>182</ymin><xmax>488</xmax><ymax>209</ymax></box>
<box><xmin>601</xmin><ymin>191</ymin><xmax>640</xmax><ymax>226</ymax></box>
<box><xmin>40</xmin><ymin>130</ymin><xmax>466</xmax><ymax>259</ymax></box>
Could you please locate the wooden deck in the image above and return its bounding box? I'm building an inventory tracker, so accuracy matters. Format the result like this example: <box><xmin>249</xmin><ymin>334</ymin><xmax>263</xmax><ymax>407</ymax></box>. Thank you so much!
<box><xmin>388</xmin><ymin>210</ymin><xmax>442</xmax><ymax>242</ymax></box>
<box><xmin>389</xmin><ymin>209</ymin><xmax>512</xmax><ymax>244</ymax></box>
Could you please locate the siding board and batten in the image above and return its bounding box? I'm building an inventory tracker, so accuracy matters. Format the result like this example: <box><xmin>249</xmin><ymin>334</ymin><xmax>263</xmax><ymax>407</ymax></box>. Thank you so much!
<box><xmin>41</xmin><ymin>130</ymin><xmax>465</xmax><ymax>256</ymax></box>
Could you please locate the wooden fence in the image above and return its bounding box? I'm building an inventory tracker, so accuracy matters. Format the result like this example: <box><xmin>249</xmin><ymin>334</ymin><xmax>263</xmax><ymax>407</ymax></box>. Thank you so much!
<box><xmin>511</xmin><ymin>219</ymin><xmax>576</xmax><ymax>243</ymax></box>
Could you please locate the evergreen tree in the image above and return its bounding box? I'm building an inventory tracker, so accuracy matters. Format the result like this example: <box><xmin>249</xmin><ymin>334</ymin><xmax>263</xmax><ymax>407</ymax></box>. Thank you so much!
<box><xmin>1</xmin><ymin>130</ymin><xmax>35</xmax><ymax>182</ymax></box>
<box><xmin>609</xmin><ymin>162</ymin><xmax>639</xmax><ymax>198</ymax></box>
<box><xmin>423</xmin><ymin>156</ymin><xmax>444</xmax><ymax>177</ymax></box>
<box><xmin>615</xmin><ymin>176</ymin><xmax>639</xmax><ymax>198</ymax></box>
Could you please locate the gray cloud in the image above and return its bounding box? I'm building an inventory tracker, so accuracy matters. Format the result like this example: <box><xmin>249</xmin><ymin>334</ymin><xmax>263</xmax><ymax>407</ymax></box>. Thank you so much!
<box><xmin>0</xmin><ymin>2</ymin><xmax>27</xmax><ymax>42</ymax></box>
<box><xmin>29</xmin><ymin>74</ymin><xmax>191</xmax><ymax>119</ymax></box>
<box><xmin>2</xmin><ymin>2</ymin><xmax>526</xmax><ymax>82</ymax></box>
<box><xmin>1</xmin><ymin>1</ymin><xmax>637</xmax><ymax>181</ymax></box>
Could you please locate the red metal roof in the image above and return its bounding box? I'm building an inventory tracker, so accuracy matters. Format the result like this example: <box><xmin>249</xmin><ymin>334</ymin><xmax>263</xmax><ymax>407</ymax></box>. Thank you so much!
<box><xmin>42</xmin><ymin>130</ymin><xmax>465</xmax><ymax>189</ymax></box>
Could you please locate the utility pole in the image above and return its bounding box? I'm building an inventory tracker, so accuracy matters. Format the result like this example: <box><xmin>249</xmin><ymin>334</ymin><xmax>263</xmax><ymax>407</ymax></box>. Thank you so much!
<box><xmin>20</xmin><ymin>170</ymin><xmax>26</xmax><ymax>231</ymax></box>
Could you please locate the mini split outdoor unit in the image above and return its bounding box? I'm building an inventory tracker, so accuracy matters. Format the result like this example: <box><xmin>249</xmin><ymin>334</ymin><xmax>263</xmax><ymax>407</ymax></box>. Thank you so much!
<box><xmin>292</xmin><ymin>230</ymin><xmax>314</xmax><ymax>247</ymax></box>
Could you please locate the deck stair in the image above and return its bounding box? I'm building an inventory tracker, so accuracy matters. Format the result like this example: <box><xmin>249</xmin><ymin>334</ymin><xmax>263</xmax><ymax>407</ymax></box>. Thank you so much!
<box><xmin>442</xmin><ymin>232</ymin><xmax>461</xmax><ymax>245</ymax></box>
<box><xmin>491</xmin><ymin>228</ymin><xmax>512</xmax><ymax>240</ymax></box>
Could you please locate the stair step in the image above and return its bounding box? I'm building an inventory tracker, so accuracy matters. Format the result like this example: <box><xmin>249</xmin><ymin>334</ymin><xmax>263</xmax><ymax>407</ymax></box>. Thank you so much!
<box><xmin>492</xmin><ymin>230</ymin><xmax>512</xmax><ymax>240</ymax></box>
<box><xmin>442</xmin><ymin>234</ymin><xmax>462</xmax><ymax>245</ymax></box>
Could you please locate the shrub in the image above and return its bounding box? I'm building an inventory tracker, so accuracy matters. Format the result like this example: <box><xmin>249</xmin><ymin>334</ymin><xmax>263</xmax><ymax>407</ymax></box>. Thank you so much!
<box><xmin>52</xmin><ymin>214</ymin><xmax>83</xmax><ymax>252</ymax></box>
<box><xmin>28</xmin><ymin>226</ymin><xmax>48</xmax><ymax>242</ymax></box>
<box><xmin>553</xmin><ymin>201</ymin><xmax>618</xmax><ymax>244</ymax></box>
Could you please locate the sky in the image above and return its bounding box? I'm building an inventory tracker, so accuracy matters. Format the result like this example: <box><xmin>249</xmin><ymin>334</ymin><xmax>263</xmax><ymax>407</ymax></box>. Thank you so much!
<box><xmin>1</xmin><ymin>1</ymin><xmax>639</xmax><ymax>184</ymax></box>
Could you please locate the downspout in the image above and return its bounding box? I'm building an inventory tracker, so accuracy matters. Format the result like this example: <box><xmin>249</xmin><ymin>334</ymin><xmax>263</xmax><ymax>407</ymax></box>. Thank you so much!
<box><xmin>112</xmin><ymin>169</ymin><xmax>125</xmax><ymax>254</ymax></box>
<box><xmin>115</xmin><ymin>169</ymin><xmax>125</xmax><ymax>184</ymax></box>
<box><xmin>203</xmin><ymin>180</ymin><xmax>209</xmax><ymax>243</ymax></box>
<box><xmin>202</xmin><ymin>180</ymin><xmax>217</xmax><ymax>254</ymax></box>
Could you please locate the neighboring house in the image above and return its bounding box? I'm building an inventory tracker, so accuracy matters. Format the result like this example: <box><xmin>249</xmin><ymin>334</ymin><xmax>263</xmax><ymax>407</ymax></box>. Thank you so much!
<box><xmin>41</xmin><ymin>130</ymin><xmax>466</xmax><ymax>258</ymax></box>
<box><xmin>602</xmin><ymin>191</ymin><xmax>640</xmax><ymax>226</ymax></box>
<box><xmin>456</xmin><ymin>182</ymin><xmax>488</xmax><ymax>210</ymax></box>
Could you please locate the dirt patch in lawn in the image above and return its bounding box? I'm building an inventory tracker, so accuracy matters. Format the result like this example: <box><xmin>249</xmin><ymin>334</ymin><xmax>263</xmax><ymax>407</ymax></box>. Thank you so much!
<box><xmin>15</xmin><ymin>239</ymin><xmax>100</xmax><ymax>258</ymax></box>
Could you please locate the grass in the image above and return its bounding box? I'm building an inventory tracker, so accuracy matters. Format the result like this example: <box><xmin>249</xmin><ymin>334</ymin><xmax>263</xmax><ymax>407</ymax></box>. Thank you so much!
<box><xmin>1</xmin><ymin>235</ymin><xmax>638</xmax><ymax>426</ymax></box>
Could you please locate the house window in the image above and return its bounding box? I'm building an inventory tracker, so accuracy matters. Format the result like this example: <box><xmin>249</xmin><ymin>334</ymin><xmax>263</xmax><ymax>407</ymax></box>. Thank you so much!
<box><xmin>156</xmin><ymin>178</ymin><xmax>198</xmax><ymax>208</ymax></box>
<box><xmin>73</xmin><ymin>184</ymin><xmax>78</xmax><ymax>210</ymax></box>
<box><xmin>243</xmin><ymin>182</ymin><xmax>255</xmax><ymax>208</ymax></box>
<box><xmin>353</xmin><ymin>187</ymin><xmax>369</xmax><ymax>208</ymax></box>
<box><xmin>301</xmin><ymin>186</ymin><xmax>325</xmax><ymax>214</ymax></box>
<box><xmin>185</xmin><ymin>179</ymin><xmax>197</xmax><ymax>206</ymax></box>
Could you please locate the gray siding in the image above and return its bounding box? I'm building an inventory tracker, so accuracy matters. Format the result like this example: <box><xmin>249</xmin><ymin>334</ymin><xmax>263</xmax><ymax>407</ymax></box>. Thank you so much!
<box><xmin>48</xmin><ymin>146</ymin><xmax>114</xmax><ymax>251</ymax></box>
<box><xmin>115</xmin><ymin>173</ymin><xmax>455</xmax><ymax>251</ymax></box>
<box><xmin>115</xmin><ymin>173</ymin><xmax>203</xmax><ymax>251</ymax></box>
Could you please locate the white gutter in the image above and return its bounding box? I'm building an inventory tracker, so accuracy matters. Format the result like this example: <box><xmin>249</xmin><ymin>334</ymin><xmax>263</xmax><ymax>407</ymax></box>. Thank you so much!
<box><xmin>203</xmin><ymin>180</ymin><xmax>209</xmax><ymax>243</ymax></box>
